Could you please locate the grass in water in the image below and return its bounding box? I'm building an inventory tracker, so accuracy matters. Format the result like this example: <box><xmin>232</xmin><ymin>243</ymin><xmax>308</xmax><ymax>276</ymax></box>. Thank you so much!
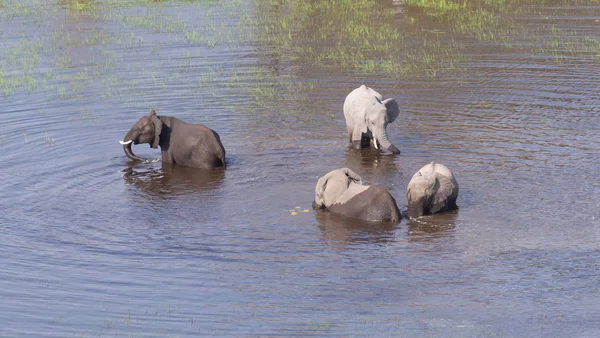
<box><xmin>248</xmin><ymin>0</ymin><xmax>465</xmax><ymax>77</ymax></box>
<box><xmin>1</xmin><ymin>0</ymin><xmax>598</xmax><ymax>103</ymax></box>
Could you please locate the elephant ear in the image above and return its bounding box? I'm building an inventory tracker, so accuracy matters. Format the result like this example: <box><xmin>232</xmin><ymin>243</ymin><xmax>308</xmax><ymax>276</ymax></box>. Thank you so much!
<box><xmin>149</xmin><ymin>110</ymin><xmax>162</xmax><ymax>149</ymax></box>
<box><xmin>429</xmin><ymin>175</ymin><xmax>456</xmax><ymax>214</ymax></box>
<box><xmin>406</xmin><ymin>171</ymin><xmax>429</xmax><ymax>205</ymax></box>
<box><xmin>357</xmin><ymin>107</ymin><xmax>368</xmax><ymax>134</ymax></box>
<box><xmin>382</xmin><ymin>98</ymin><xmax>399</xmax><ymax>124</ymax></box>
<box><xmin>341</xmin><ymin>168</ymin><xmax>362</xmax><ymax>185</ymax></box>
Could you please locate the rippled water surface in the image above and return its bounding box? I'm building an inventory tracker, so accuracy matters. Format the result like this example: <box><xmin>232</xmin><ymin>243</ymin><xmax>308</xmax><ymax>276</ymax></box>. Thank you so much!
<box><xmin>1</xmin><ymin>0</ymin><xmax>600</xmax><ymax>336</ymax></box>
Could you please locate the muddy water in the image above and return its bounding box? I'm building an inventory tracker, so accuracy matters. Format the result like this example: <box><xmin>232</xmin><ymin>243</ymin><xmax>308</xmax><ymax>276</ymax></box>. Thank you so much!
<box><xmin>1</xmin><ymin>0</ymin><xmax>600</xmax><ymax>336</ymax></box>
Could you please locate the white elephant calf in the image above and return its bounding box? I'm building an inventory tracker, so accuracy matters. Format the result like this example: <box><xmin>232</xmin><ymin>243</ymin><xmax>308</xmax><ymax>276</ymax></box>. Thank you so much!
<box><xmin>343</xmin><ymin>85</ymin><xmax>400</xmax><ymax>154</ymax></box>
<box><xmin>406</xmin><ymin>162</ymin><xmax>459</xmax><ymax>219</ymax></box>
<box><xmin>313</xmin><ymin>168</ymin><xmax>401</xmax><ymax>222</ymax></box>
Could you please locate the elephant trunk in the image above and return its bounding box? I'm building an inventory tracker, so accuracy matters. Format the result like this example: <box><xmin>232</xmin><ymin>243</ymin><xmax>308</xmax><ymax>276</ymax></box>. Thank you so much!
<box><xmin>377</xmin><ymin>130</ymin><xmax>400</xmax><ymax>154</ymax></box>
<box><xmin>123</xmin><ymin>142</ymin><xmax>148</xmax><ymax>162</ymax></box>
<box><xmin>120</xmin><ymin>130</ymin><xmax>148</xmax><ymax>162</ymax></box>
<box><xmin>312</xmin><ymin>200</ymin><xmax>323</xmax><ymax>210</ymax></box>
<box><xmin>406</xmin><ymin>201</ymin><xmax>424</xmax><ymax>219</ymax></box>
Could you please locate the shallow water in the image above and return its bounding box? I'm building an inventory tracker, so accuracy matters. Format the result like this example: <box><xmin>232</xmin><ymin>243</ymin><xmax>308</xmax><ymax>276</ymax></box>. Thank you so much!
<box><xmin>1</xmin><ymin>0</ymin><xmax>600</xmax><ymax>336</ymax></box>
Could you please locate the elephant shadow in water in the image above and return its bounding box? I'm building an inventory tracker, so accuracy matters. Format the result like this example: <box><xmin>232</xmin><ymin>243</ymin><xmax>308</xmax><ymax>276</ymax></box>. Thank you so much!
<box><xmin>405</xmin><ymin>209</ymin><xmax>459</xmax><ymax>241</ymax></box>
<box><xmin>122</xmin><ymin>161</ymin><xmax>225</xmax><ymax>198</ymax></box>
<box><xmin>315</xmin><ymin>211</ymin><xmax>399</xmax><ymax>247</ymax></box>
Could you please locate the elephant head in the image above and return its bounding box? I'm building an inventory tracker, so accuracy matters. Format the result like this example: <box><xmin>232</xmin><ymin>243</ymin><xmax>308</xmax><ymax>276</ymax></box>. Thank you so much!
<box><xmin>119</xmin><ymin>110</ymin><xmax>163</xmax><ymax>162</ymax></box>
<box><xmin>313</xmin><ymin>168</ymin><xmax>363</xmax><ymax>209</ymax></box>
<box><xmin>406</xmin><ymin>162</ymin><xmax>459</xmax><ymax>219</ymax></box>
<box><xmin>367</xmin><ymin>96</ymin><xmax>400</xmax><ymax>154</ymax></box>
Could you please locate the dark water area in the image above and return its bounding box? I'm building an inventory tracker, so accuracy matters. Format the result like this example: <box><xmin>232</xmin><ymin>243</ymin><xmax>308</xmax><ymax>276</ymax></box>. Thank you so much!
<box><xmin>1</xmin><ymin>0</ymin><xmax>600</xmax><ymax>336</ymax></box>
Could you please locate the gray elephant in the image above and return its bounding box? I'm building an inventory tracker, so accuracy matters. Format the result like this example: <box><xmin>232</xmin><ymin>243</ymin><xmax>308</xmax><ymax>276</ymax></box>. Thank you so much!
<box><xmin>343</xmin><ymin>85</ymin><xmax>400</xmax><ymax>154</ymax></box>
<box><xmin>119</xmin><ymin>110</ymin><xmax>225</xmax><ymax>169</ymax></box>
<box><xmin>406</xmin><ymin>162</ymin><xmax>459</xmax><ymax>219</ymax></box>
<box><xmin>312</xmin><ymin>168</ymin><xmax>401</xmax><ymax>222</ymax></box>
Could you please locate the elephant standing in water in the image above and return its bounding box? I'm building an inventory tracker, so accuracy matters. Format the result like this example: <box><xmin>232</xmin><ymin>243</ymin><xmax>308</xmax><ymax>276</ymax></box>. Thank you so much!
<box><xmin>343</xmin><ymin>85</ymin><xmax>401</xmax><ymax>154</ymax></box>
<box><xmin>313</xmin><ymin>168</ymin><xmax>401</xmax><ymax>222</ymax></box>
<box><xmin>406</xmin><ymin>162</ymin><xmax>459</xmax><ymax>219</ymax></box>
<box><xmin>120</xmin><ymin>110</ymin><xmax>225</xmax><ymax>169</ymax></box>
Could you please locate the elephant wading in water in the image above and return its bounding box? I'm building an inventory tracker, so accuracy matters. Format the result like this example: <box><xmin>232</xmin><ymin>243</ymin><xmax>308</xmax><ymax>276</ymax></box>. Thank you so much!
<box><xmin>406</xmin><ymin>162</ymin><xmax>459</xmax><ymax>219</ymax></box>
<box><xmin>120</xmin><ymin>110</ymin><xmax>226</xmax><ymax>169</ymax></box>
<box><xmin>343</xmin><ymin>85</ymin><xmax>400</xmax><ymax>154</ymax></box>
<box><xmin>312</xmin><ymin>168</ymin><xmax>401</xmax><ymax>222</ymax></box>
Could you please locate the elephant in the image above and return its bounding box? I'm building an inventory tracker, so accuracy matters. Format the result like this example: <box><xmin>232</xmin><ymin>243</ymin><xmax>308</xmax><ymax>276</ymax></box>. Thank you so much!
<box><xmin>406</xmin><ymin>162</ymin><xmax>459</xmax><ymax>219</ymax></box>
<box><xmin>312</xmin><ymin>168</ymin><xmax>401</xmax><ymax>222</ymax></box>
<box><xmin>343</xmin><ymin>85</ymin><xmax>400</xmax><ymax>154</ymax></box>
<box><xmin>119</xmin><ymin>110</ymin><xmax>226</xmax><ymax>169</ymax></box>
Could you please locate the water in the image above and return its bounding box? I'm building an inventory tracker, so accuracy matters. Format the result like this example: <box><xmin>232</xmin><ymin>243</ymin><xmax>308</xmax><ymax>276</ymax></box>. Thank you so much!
<box><xmin>1</xmin><ymin>0</ymin><xmax>599</xmax><ymax>336</ymax></box>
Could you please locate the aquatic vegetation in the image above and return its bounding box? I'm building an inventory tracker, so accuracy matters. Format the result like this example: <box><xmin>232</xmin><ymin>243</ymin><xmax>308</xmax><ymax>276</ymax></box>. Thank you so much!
<box><xmin>0</xmin><ymin>36</ymin><xmax>44</xmax><ymax>96</ymax></box>
<box><xmin>406</xmin><ymin>0</ymin><xmax>518</xmax><ymax>44</ymax></box>
<box><xmin>541</xmin><ymin>28</ymin><xmax>600</xmax><ymax>63</ymax></box>
<box><xmin>406</xmin><ymin>0</ymin><xmax>467</xmax><ymax>17</ymax></box>
<box><xmin>405</xmin><ymin>0</ymin><xmax>600</xmax><ymax>64</ymax></box>
<box><xmin>0</xmin><ymin>0</ymin><xmax>464</xmax><ymax>102</ymax></box>
<box><xmin>64</xmin><ymin>0</ymin><xmax>98</xmax><ymax>16</ymax></box>
<box><xmin>0</xmin><ymin>0</ymin><xmax>597</xmax><ymax>107</ymax></box>
<box><xmin>242</xmin><ymin>67</ymin><xmax>316</xmax><ymax>112</ymax></box>
<box><xmin>247</xmin><ymin>0</ymin><xmax>466</xmax><ymax>78</ymax></box>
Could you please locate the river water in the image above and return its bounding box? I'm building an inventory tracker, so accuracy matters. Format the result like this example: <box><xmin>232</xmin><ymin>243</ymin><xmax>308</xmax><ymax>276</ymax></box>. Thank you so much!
<box><xmin>1</xmin><ymin>0</ymin><xmax>599</xmax><ymax>336</ymax></box>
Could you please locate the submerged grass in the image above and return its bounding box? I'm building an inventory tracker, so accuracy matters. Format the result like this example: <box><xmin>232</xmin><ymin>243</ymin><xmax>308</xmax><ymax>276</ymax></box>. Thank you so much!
<box><xmin>0</xmin><ymin>0</ymin><xmax>598</xmax><ymax>105</ymax></box>
<box><xmin>248</xmin><ymin>0</ymin><xmax>465</xmax><ymax>78</ymax></box>
<box><xmin>406</xmin><ymin>0</ymin><xmax>600</xmax><ymax>63</ymax></box>
<box><xmin>406</xmin><ymin>0</ymin><xmax>518</xmax><ymax>43</ymax></box>
<box><xmin>406</xmin><ymin>0</ymin><xmax>467</xmax><ymax>17</ymax></box>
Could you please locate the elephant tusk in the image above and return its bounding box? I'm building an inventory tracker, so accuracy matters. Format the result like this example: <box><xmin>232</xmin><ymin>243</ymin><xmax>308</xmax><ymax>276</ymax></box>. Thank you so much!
<box><xmin>373</xmin><ymin>139</ymin><xmax>379</xmax><ymax>149</ymax></box>
<box><xmin>119</xmin><ymin>140</ymin><xmax>133</xmax><ymax>145</ymax></box>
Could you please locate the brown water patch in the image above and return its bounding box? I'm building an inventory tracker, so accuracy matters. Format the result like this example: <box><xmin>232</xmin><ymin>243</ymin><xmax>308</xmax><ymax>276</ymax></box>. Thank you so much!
<box><xmin>1</xmin><ymin>0</ymin><xmax>600</xmax><ymax>336</ymax></box>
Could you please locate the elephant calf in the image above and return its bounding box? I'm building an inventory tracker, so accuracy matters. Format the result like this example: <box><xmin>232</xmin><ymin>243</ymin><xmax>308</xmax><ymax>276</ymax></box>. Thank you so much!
<box><xmin>343</xmin><ymin>85</ymin><xmax>400</xmax><ymax>154</ymax></box>
<box><xmin>313</xmin><ymin>168</ymin><xmax>401</xmax><ymax>222</ymax></box>
<box><xmin>120</xmin><ymin>110</ymin><xmax>225</xmax><ymax>169</ymax></box>
<box><xmin>406</xmin><ymin>162</ymin><xmax>459</xmax><ymax>219</ymax></box>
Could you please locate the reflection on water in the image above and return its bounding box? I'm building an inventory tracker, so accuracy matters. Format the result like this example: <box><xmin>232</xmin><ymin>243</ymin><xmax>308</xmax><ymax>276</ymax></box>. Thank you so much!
<box><xmin>1</xmin><ymin>0</ymin><xmax>600</xmax><ymax>336</ymax></box>
<box><xmin>315</xmin><ymin>211</ymin><xmax>398</xmax><ymax>248</ymax></box>
<box><xmin>406</xmin><ymin>210</ymin><xmax>458</xmax><ymax>241</ymax></box>
<box><xmin>122</xmin><ymin>162</ymin><xmax>225</xmax><ymax>198</ymax></box>
<box><xmin>342</xmin><ymin>146</ymin><xmax>399</xmax><ymax>174</ymax></box>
